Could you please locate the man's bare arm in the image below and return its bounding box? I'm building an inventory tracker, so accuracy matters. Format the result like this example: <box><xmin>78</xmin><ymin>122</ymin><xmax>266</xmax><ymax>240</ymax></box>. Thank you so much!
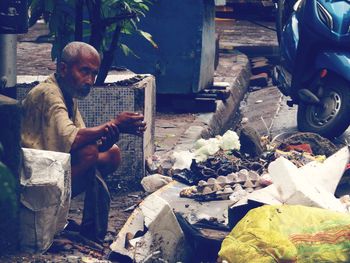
<box><xmin>71</xmin><ymin>122</ymin><xmax>113</xmax><ymax>150</ymax></box>
<box><xmin>71</xmin><ymin>111</ymin><xmax>146</xmax><ymax>151</ymax></box>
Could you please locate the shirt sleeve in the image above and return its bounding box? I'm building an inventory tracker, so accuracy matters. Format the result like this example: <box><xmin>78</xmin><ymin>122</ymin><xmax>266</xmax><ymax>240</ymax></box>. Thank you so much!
<box><xmin>74</xmin><ymin>107</ymin><xmax>86</xmax><ymax>129</ymax></box>
<box><xmin>42</xmin><ymin>88</ymin><xmax>80</xmax><ymax>153</ymax></box>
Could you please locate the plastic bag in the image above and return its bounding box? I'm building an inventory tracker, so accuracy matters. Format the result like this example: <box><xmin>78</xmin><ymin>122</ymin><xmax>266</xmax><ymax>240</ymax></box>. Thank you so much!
<box><xmin>219</xmin><ymin>205</ymin><xmax>350</xmax><ymax>262</ymax></box>
<box><xmin>141</xmin><ymin>174</ymin><xmax>173</xmax><ymax>193</ymax></box>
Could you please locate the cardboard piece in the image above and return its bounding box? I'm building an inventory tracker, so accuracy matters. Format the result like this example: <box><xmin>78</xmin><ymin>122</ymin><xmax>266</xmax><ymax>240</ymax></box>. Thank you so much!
<box><xmin>109</xmin><ymin>195</ymin><xmax>189</xmax><ymax>263</ymax></box>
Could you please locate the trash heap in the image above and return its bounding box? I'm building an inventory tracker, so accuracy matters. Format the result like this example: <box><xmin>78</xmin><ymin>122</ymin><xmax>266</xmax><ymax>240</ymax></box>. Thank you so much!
<box><xmin>170</xmin><ymin>129</ymin><xmax>350</xmax><ymax>212</ymax></box>
<box><xmin>124</xmin><ymin>129</ymin><xmax>350</xmax><ymax>263</ymax></box>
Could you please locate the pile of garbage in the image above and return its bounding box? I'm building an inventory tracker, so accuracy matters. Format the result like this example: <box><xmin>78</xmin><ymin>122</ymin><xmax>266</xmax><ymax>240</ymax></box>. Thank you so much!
<box><xmin>167</xmin><ymin>129</ymin><xmax>350</xmax><ymax>210</ymax></box>
<box><xmin>128</xmin><ymin>129</ymin><xmax>350</xmax><ymax>263</ymax></box>
<box><xmin>172</xmin><ymin>129</ymin><xmax>271</xmax><ymax>177</ymax></box>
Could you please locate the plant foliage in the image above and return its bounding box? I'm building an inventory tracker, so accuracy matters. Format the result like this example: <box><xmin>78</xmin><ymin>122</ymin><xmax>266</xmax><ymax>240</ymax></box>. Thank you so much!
<box><xmin>0</xmin><ymin>143</ymin><xmax>18</xmax><ymax>253</ymax></box>
<box><xmin>28</xmin><ymin>0</ymin><xmax>156</xmax><ymax>84</ymax></box>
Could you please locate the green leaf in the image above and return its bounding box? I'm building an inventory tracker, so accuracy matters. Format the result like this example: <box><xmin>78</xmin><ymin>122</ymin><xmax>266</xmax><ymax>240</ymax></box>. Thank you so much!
<box><xmin>121</xmin><ymin>21</ymin><xmax>134</xmax><ymax>34</ymax></box>
<box><xmin>83</xmin><ymin>28</ymin><xmax>92</xmax><ymax>38</ymax></box>
<box><xmin>0</xmin><ymin>162</ymin><xmax>17</xmax><ymax>218</ymax></box>
<box><xmin>138</xmin><ymin>30</ymin><xmax>158</xmax><ymax>48</ymax></box>
<box><xmin>123</xmin><ymin>2</ymin><xmax>132</xmax><ymax>12</ymax></box>
<box><xmin>139</xmin><ymin>3</ymin><xmax>149</xmax><ymax>11</ymax></box>
<box><xmin>119</xmin><ymin>43</ymin><xmax>140</xmax><ymax>58</ymax></box>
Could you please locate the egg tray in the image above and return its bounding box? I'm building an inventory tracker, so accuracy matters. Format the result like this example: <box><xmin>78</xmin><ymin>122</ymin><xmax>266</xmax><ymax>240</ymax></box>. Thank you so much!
<box><xmin>179</xmin><ymin>169</ymin><xmax>265</xmax><ymax>202</ymax></box>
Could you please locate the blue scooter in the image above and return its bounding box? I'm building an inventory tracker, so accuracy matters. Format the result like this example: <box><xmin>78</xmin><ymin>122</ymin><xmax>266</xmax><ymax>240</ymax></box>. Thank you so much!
<box><xmin>273</xmin><ymin>0</ymin><xmax>350</xmax><ymax>138</ymax></box>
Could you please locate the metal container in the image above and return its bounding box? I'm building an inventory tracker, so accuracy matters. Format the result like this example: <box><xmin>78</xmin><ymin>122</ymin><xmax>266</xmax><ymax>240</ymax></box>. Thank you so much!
<box><xmin>115</xmin><ymin>0</ymin><xmax>215</xmax><ymax>94</ymax></box>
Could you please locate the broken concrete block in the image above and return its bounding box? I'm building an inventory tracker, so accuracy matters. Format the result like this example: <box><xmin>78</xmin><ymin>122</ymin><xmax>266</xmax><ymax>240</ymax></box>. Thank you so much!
<box><xmin>109</xmin><ymin>195</ymin><xmax>190</xmax><ymax>262</ymax></box>
<box><xmin>249</xmin><ymin>73</ymin><xmax>268</xmax><ymax>87</ymax></box>
<box><xmin>20</xmin><ymin>148</ymin><xmax>71</xmax><ymax>253</ymax></box>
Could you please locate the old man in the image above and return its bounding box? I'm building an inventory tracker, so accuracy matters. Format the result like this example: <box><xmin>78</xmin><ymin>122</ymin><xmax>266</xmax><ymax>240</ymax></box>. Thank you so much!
<box><xmin>21</xmin><ymin>41</ymin><xmax>146</xmax><ymax>242</ymax></box>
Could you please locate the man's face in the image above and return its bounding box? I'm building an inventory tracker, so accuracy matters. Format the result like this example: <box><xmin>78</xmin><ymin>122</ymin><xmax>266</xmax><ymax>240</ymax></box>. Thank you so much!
<box><xmin>60</xmin><ymin>52</ymin><xmax>100</xmax><ymax>99</ymax></box>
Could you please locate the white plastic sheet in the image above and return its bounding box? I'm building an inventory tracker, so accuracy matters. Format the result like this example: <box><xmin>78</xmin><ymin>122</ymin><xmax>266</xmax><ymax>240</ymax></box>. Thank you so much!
<box><xmin>172</xmin><ymin>130</ymin><xmax>241</xmax><ymax>169</ymax></box>
<box><xmin>248</xmin><ymin>146</ymin><xmax>350</xmax><ymax>213</ymax></box>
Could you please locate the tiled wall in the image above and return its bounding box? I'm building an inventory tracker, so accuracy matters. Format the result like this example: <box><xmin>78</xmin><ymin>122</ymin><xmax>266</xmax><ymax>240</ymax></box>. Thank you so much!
<box><xmin>17</xmin><ymin>74</ymin><xmax>156</xmax><ymax>190</ymax></box>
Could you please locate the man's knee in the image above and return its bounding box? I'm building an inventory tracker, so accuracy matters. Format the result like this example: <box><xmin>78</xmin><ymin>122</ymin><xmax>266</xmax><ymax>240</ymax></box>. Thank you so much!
<box><xmin>109</xmin><ymin>145</ymin><xmax>121</xmax><ymax>168</ymax></box>
<box><xmin>98</xmin><ymin>145</ymin><xmax>121</xmax><ymax>175</ymax></box>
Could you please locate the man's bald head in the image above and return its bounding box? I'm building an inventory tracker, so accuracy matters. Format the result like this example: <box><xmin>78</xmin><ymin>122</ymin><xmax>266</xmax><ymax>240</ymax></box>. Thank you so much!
<box><xmin>61</xmin><ymin>42</ymin><xmax>100</xmax><ymax>66</ymax></box>
<box><xmin>57</xmin><ymin>42</ymin><xmax>101</xmax><ymax>99</ymax></box>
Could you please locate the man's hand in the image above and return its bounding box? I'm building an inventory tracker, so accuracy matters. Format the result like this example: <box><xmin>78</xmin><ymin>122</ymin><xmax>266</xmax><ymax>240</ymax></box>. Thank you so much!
<box><xmin>98</xmin><ymin>122</ymin><xmax>120</xmax><ymax>152</ymax></box>
<box><xmin>113</xmin><ymin>112</ymin><xmax>147</xmax><ymax>135</ymax></box>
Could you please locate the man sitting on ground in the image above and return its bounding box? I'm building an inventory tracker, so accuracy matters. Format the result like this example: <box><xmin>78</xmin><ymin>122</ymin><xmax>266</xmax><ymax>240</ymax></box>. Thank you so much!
<box><xmin>21</xmin><ymin>41</ymin><xmax>146</xmax><ymax>241</ymax></box>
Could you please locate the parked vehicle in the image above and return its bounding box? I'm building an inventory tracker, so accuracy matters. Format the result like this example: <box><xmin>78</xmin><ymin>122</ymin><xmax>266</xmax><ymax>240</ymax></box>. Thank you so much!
<box><xmin>273</xmin><ymin>0</ymin><xmax>350</xmax><ymax>138</ymax></box>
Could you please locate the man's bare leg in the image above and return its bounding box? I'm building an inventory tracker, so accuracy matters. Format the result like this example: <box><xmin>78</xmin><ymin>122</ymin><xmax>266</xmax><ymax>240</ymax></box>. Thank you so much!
<box><xmin>97</xmin><ymin>145</ymin><xmax>121</xmax><ymax>176</ymax></box>
<box><xmin>70</xmin><ymin>144</ymin><xmax>121</xmax><ymax>197</ymax></box>
<box><xmin>71</xmin><ymin>144</ymin><xmax>99</xmax><ymax>197</ymax></box>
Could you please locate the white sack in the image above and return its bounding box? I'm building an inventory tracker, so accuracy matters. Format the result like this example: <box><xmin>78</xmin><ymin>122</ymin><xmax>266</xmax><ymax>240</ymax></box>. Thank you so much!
<box><xmin>20</xmin><ymin>148</ymin><xmax>71</xmax><ymax>253</ymax></box>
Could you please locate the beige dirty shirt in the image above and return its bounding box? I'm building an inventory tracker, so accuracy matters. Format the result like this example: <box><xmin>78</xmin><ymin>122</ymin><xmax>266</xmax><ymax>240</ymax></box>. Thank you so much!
<box><xmin>21</xmin><ymin>74</ymin><xmax>85</xmax><ymax>153</ymax></box>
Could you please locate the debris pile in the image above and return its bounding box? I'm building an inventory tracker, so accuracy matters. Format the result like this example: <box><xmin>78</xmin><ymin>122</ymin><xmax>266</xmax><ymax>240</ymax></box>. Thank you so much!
<box><xmin>120</xmin><ymin>130</ymin><xmax>350</xmax><ymax>263</ymax></box>
<box><xmin>170</xmin><ymin>128</ymin><xmax>273</xmax><ymax>201</ymax></box>
<box><xmin>167</xmin><ymin>130</ymin><xmax>350</xmax><ymax>213</ymax></box>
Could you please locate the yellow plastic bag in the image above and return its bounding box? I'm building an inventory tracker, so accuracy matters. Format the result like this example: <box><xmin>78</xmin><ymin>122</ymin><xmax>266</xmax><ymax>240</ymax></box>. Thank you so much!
<box><xmin>219</xmin><ymin>205</ymin><xmax>350</xmax><ymax>263</ymax></box>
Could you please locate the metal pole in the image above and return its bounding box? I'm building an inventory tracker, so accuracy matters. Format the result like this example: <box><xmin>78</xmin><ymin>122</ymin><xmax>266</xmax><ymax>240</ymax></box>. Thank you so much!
<box><xmin>0</xmin><ymin>34</ymin><xmax>17</xmax><ymax>88</ymax></box>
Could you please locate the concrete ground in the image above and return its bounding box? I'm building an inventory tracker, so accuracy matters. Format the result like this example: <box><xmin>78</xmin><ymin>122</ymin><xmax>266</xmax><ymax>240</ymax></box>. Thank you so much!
<box><xmin>240</xmin><ymin>67</ymin><xmax>350</xmax><ymax>146</ymax></box>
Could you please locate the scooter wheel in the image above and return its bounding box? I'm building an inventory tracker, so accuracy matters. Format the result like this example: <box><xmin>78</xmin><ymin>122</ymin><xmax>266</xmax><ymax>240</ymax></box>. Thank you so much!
<box><xmin>297</xmin><ymin>75</ymin><xmax>350</xmax><ymax>138</ymax></box>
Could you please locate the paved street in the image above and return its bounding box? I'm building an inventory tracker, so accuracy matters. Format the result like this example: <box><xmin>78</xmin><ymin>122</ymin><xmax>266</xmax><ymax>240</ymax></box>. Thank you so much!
<box><xmin>241</xmin><ymin>72</ymin><xmax>350</xmax><ymax>147</ymax></box>
<box><xmin>240</xmin><ymin>83</ymin><xmax>298</xmax><ymax>139</ymax></box>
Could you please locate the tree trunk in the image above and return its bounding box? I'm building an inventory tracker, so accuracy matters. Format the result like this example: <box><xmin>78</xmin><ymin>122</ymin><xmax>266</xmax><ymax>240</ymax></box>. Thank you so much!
<box><xmin>75</xmin><ymin>0</ymin><xmax>83</xmax><ymax>41</ymax></box>
<box><xmin>86</xmin><ymin>0</ymin><xmax>105</xmax><ymax>51</ymax></box>
<box><xmin>95</xmin><ymin>24</ymin><xmax>122</xmax><ymax>85</ymax></box>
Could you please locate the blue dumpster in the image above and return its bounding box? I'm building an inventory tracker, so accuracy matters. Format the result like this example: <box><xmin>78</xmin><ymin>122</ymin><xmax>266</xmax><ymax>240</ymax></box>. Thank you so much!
<box><xmin>115</xmin><ymin>0</ymin><xmax>216</xmax><ymax>94</ymax></box>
